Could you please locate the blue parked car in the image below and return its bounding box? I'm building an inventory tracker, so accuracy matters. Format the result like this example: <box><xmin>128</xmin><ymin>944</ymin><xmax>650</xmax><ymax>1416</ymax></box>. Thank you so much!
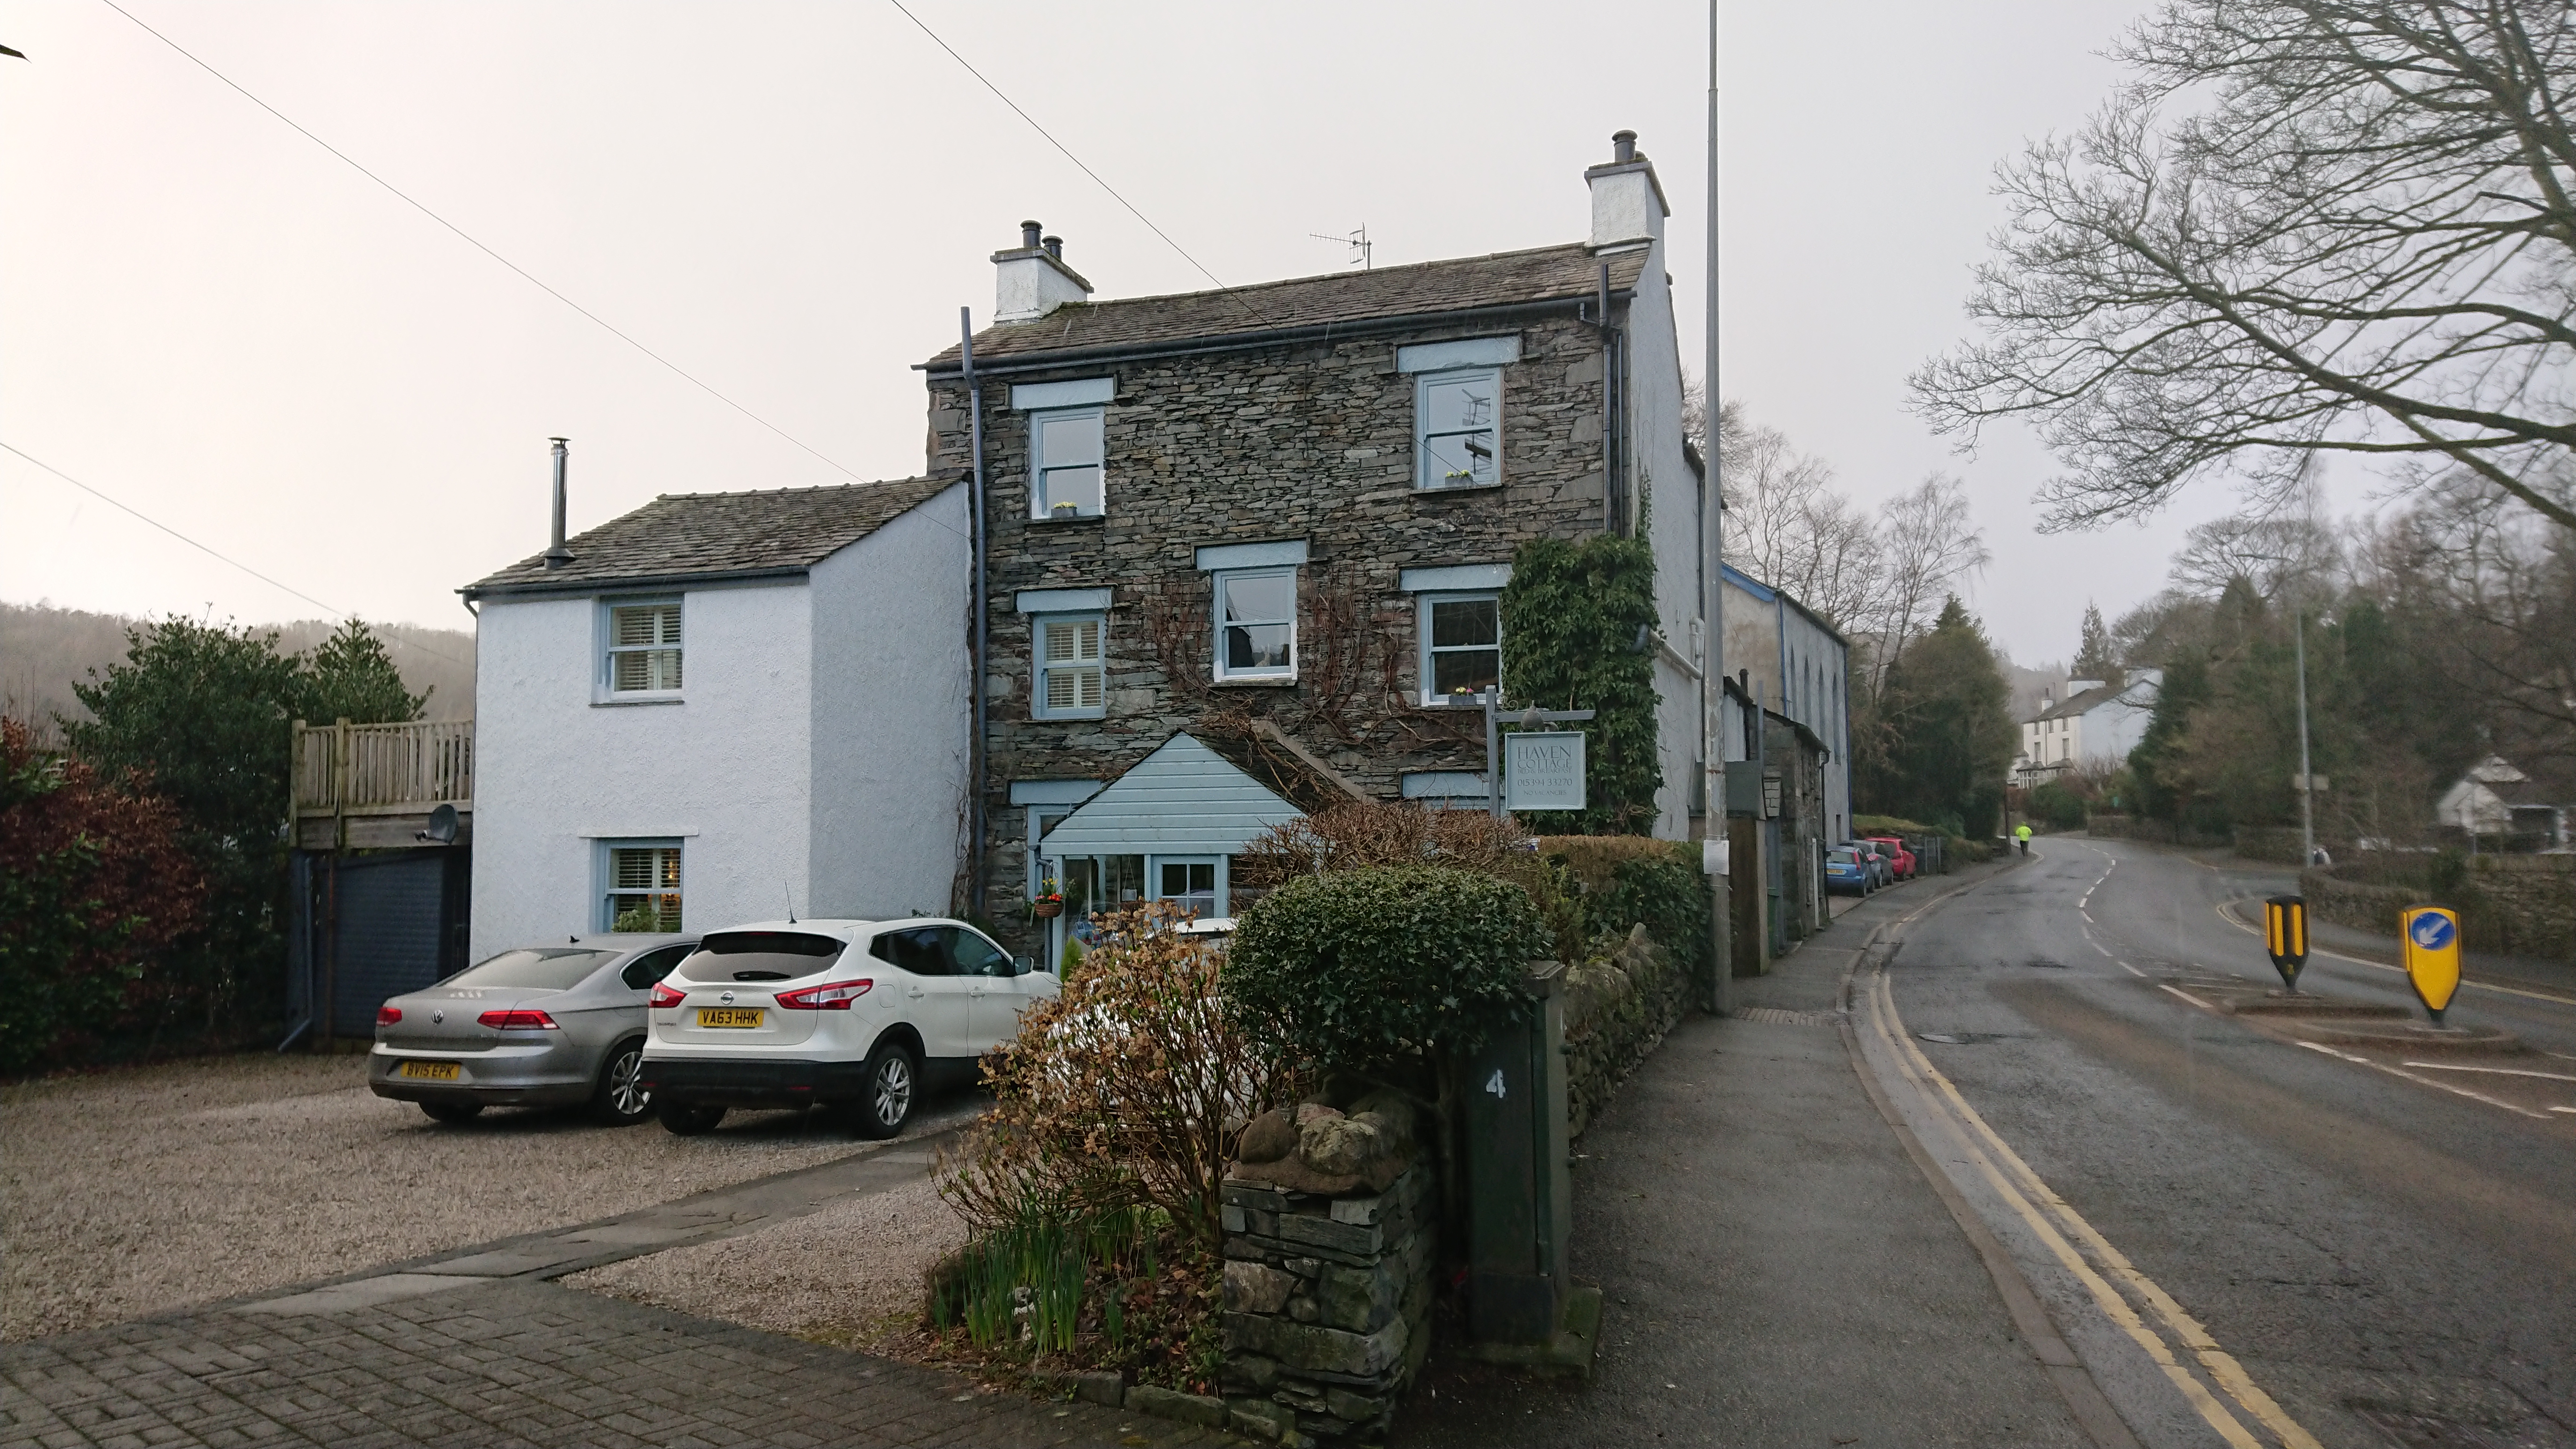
<box><xmin>1825</xmin><ymin>845</ymin><xmax>1873</xmax><ymax>896</ymax></box>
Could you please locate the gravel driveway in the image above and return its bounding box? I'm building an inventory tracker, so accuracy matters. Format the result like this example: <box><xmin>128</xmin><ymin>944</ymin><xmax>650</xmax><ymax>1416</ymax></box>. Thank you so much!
<box><xmin>0</xmin><ymin>1051</ymin><xmax>910</xmax><ymax>1341</ymax></box>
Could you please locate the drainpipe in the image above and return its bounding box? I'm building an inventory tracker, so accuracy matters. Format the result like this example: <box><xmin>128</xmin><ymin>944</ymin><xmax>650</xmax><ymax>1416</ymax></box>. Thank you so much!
<box><xmin>961</xmin><ymin>309</ymin><xmax>990</xmax><ymax>919</ymax></box>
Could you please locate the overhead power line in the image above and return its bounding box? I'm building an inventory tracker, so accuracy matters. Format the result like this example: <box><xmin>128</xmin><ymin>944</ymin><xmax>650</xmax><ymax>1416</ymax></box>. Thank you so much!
<box><xmin>883</xmin><ymin>0</ymin><xmax>1267</xmax><ymax>323</ymax></box>
<box><xmin>97</xmin><ymin>0</ymin><xmax>867</xmax><ymax>485</ymax></box>
<box><xmin>0</xmin><ymin>440</ymin><xmax>475</xmax><ymax>669</ymax></box>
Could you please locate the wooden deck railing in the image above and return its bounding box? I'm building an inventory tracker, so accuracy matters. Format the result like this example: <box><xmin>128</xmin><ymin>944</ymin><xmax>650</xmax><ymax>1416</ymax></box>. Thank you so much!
<box><xmin>292</xmin><ymin>718</ymin><xmax>474</xmax><ymax>817</ymax></box>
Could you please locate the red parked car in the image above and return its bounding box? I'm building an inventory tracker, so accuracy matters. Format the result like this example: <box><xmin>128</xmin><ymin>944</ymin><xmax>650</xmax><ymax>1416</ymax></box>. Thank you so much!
<box><xmin>1865</xmin><ymin>835</ymin><xmax>1918</xmax><ymax>881</ymax></box>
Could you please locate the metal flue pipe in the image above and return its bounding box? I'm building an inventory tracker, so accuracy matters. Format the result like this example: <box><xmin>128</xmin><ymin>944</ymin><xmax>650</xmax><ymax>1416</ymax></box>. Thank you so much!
<box><xmin>543</xmin><ymin>438</ymin><xmax>572</xmax><ymax>570</ymax></box>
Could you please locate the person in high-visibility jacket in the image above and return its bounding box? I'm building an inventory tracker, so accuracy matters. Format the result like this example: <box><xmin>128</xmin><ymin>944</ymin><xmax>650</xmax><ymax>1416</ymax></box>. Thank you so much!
<box><xmin>2015</xmin><ymin>822</ymin><xmax>2032</xmax><ymax>856</ymax></box>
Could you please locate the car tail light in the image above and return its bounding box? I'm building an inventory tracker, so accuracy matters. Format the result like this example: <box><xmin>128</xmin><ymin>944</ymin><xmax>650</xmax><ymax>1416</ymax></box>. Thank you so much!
<box><xmin>648</xmin><ymin>981</ymin><xmax>686</xmax><ymax>1009</ymax></box>
<box><xmin>376</xmin><ymin>1005</ymin><xmax>402</xmax><ymax>1026</ymax></box>
<box><xmin>477</xmin><ymin>1009</ymin><xmax>560</xmax><ymax>1031</ymax></box>
<box><xmin>774</xmin><ymin>978</ymin><xmax>873</xmax><ymax>1010</ymax></box>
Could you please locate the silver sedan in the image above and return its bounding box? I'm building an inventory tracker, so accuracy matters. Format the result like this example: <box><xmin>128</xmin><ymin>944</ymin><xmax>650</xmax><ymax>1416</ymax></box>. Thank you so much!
<box><xmin>368</xmin><ymin>936</ymin><xmax>696</xmax><ymax>1125</ymax></box>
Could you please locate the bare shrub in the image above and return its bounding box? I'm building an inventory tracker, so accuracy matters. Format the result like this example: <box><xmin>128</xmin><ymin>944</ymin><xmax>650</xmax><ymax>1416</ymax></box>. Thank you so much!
<box><xmin>938</xmin><ymin>900</ymin><xmax>1298</xmax><ymax>1253</ymax></box>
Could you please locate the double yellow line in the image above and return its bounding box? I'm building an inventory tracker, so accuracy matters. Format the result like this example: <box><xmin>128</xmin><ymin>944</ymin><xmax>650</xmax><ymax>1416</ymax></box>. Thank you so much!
<box><xmin>1858</xmin><ymin>967</ymin><xmax>2321</xmax><ymax>1449</ymax></box>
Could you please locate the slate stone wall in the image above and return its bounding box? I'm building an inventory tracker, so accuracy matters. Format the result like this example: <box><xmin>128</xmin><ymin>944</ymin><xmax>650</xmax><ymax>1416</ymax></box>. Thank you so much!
<box><xmin>2302</xmin><ymin>854</ymin><xmax>2576</xmax><ymax>961</ymax></box>
<box><xmin>925</xmin><ymin>311</ymin><xmax>1632</xmax><ymax>949</ymax></box>
<box><xmin>1219</xmin><ymin>1164</ymin><xmax>1436</xmax><ymax>1443</ymax></box>
<box><xmin>1559</xmin><ymin>928</ymin><xmax>1692</xmax><ymax>1139</ymax></box>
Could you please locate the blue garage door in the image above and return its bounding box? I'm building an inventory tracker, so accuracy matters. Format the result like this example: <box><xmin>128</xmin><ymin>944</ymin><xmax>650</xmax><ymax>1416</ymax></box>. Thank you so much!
<box><xmin>329</xmin><ymin>853</ymin><xmax>449</xmax><ymax>1037</ymax></box>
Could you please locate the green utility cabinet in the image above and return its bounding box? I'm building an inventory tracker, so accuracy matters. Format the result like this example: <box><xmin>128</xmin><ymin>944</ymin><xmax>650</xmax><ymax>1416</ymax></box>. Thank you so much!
<box><xmin>1460</xmin><ymin>960</ymin><xmax>1573</xmax><ymax>1344</ymax></box>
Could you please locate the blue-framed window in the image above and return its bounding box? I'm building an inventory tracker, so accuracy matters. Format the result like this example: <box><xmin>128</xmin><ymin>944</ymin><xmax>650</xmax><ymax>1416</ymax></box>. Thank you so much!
<box><xmin>1417</xmin><ymin>591</ymin><xmax>1501</xmax><ymax>705</ymax></box>
<box><xmin>1032</xmin><ymin>613</ymin><xmax>1106</xmax><ymax>718</ymax></box>
<box><xmin>1415</xmin><ymin>367</ymin><xmax>1501</xmax><ymax>489</ymax></box>
<box><xmin>600</xmin><ymin>598</ymin><xmax>682</xmax><ymax>698</ymax></box>
<box><xmin>599</xmin><ymin>839</ymin><xmax>683</xmax><ymax>933</ymax></box>
<box><xmin>1031</xmin><ymin>406</ymin><xmax>1105</xmax><ymax>519</ymax></box>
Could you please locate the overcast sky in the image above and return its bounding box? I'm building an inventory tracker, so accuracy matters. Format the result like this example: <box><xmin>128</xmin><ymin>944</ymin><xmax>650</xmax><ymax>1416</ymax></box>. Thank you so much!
<box><xmin>3</xmin><ymin>0</ymin><xmax>2323</xmax><ymax>669</ymax></box>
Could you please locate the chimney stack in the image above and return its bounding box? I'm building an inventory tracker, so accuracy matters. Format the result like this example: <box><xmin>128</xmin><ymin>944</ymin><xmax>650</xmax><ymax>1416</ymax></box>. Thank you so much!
<box><xmin>543</xmin><ymin>438</ymin><xmax>573</xmax><ymax>570</ymax></box>
<box><xmin>1585</xmin><ymin>127</ymin><xmax>1669</xmax><ymax>252</ymax></box>
<box><xmin>993</xmin><ymin>218</ymin><xmax>1092</xmax><ymax>322</ymax></box>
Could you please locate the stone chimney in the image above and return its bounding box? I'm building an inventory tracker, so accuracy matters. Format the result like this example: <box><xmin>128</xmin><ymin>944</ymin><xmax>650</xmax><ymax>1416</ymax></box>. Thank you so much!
<box><xmin>993</xmin><ymin>219</ymin><xmax>1093</xmax><ymax>322</ymax></box>
<box><xmin>1585</xmin><ymin>129</ymin><xmax>1669</xmax><ymax>252</ymax></box>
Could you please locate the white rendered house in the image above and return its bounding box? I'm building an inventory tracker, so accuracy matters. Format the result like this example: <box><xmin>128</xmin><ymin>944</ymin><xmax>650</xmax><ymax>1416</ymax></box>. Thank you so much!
<box><xmin>461</xmin><ymin>476</ymin><xmax>969</xmax><ymax>958</ymax></box>
<box><xmin>2017</xmin><ymin>670</ymin><xmax>2163</xmax><ymax>781</ymax></box>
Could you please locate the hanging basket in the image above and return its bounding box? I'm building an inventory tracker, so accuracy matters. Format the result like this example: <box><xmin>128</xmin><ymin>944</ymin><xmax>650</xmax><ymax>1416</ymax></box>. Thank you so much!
<box><xmin>1031</xmin><ymin>899</ymin><xmax>1064</xmax><ymax>920</ymax></box>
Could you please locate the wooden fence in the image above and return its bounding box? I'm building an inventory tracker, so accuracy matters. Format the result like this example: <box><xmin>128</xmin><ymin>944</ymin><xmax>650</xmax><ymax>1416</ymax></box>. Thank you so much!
<box><xmin>292</xmin><ymin>718</ymin><xmax>474</xmax><ymax>819</ymax></box>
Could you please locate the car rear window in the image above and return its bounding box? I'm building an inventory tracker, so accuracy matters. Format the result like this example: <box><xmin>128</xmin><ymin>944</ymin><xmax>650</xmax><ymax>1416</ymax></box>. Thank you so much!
<box><xmin>677</xmin><ymin>930</ymin><xmax>847</xmax><ymax>983</ymax></box>
<box><xmin>445</xmin><ymin>948</ymin><xmax>622</xmax><ymax>990</ymax></box>
<box><xmin>1828</xmin><ymin>848</ymin><xmax>1858</xmax><ymax>864</ymax></box>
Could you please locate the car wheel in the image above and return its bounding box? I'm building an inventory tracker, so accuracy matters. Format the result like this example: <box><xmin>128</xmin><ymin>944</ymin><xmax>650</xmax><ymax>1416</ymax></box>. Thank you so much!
<box><xmin>420</xmin><ymin>1101</ymin><xmax>483</xmax><ymax>1124</ymax></box>
<box><xmin>656</xmin><ymin>1101</ymin><xmax>726</xmax><ymax>1135</ymax></box>
<box><xmin>853</xmin><ymin>1039</ymin><xmax>919</xmax><ymax>1140</ymax></box>
<box><xmin>592</xmin><ymin>1039</ymin><xmax>651</xmax><ymax>1126</ymax></box>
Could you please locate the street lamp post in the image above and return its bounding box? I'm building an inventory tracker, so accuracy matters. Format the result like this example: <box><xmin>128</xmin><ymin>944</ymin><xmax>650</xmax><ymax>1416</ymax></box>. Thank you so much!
<box><xmin>1700</xmin><ymin>0</ymin><xmax>1732</xmax><ymax>1016</ymax></box>
<box><xmin>2294</xmin><ymin>610</ymin><xmax>2314</xmax><ymax>867</ymax></box>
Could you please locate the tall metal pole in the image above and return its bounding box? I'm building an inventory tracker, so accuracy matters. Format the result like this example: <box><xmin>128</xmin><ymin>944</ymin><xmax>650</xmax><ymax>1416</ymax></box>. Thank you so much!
<box><xmin>2294</xmin><ymin>611</ymin><xmax>2313</xmax><ymax>866</ymax></box>
<box><xmin>1701</xmin><ymin>0</ymin><xmax>1732</xmax><ymax>1016</ymax></box>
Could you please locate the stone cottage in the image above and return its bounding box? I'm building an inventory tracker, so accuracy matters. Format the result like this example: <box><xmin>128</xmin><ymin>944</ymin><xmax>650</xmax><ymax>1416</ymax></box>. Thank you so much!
<box><xmin>921</xmin><ymin>132</ymin><xmax>1709</xmax><ymax>959</ymax></box>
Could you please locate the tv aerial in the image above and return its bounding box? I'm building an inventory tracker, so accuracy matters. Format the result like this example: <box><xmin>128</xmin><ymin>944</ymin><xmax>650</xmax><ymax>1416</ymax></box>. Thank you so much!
<box><xmin>1310</xmin><ymin>225</ymin><xmax>1372</xmax><ymax>271</ymax></box>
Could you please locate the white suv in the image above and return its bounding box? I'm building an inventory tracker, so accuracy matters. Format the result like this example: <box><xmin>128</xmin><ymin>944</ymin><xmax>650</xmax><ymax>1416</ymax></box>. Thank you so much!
<box><xmin>636</xmin><ymin>918</ymin><xmax>1054</xmax><ymax>1137</ymax></box>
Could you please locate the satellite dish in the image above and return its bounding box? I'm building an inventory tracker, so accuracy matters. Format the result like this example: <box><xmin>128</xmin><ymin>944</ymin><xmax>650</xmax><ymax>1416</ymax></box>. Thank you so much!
<box><xmin>417</xmin><ymin>803</ymin><xmax>460</xmax><ymax>845</ymax></box>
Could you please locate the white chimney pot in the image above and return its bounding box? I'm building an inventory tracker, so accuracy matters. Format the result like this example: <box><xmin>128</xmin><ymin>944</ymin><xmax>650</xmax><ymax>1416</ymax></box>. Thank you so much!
<box><xmin>993</xmin><ymin>219</ymin><xmax>1093</xmax><ymax>322</ymax></box>
<box><xmin>1585</xmin><ymin>132</ymin><xmax>1669</xmax><ymax>251</ymax></box>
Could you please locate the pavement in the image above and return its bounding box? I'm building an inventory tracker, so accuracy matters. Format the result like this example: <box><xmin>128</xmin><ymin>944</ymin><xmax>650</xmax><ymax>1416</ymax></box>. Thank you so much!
<box><xmin>0</xmin><ymin>1128</ymin><xmax>1226</xmax><ymax>1449</ymax></box>
<box><xmin>1398</xmin><ymin>856</ymin><xmax>2104</xmax><ymax>1448</ymax></box>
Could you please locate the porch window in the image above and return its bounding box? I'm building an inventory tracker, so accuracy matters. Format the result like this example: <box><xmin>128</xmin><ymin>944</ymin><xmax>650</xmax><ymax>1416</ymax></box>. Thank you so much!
<box><xmin>1156</xmin><ymin>858</ymin><xmax>1219</xmax><ymax>921</ymax></box>
<box><xmin>606</xmin><ymin>600</ymin><xmax>682</xmax><ymax>694</ymax></box>
<box><xmin>1214</xmin><ymin>568</ymin><xmax>1296</xmax><ymax>681</ymax></box>
<box><xmin>1034</xmin><ymin>614</ymin><xmax>1106</xmax><ymax>718</ymax></box>
<box><xmin>602</xmin><ymin>842</ymin><xmax>682</xmax><ymax>932</ymax></box>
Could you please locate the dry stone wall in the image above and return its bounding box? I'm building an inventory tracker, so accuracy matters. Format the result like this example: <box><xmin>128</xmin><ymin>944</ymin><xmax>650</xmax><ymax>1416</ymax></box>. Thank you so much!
<box><xmin>1219</xmin><ymin>1164</ymin><xmax>1435</xmax><ymax>1445</ymax></box>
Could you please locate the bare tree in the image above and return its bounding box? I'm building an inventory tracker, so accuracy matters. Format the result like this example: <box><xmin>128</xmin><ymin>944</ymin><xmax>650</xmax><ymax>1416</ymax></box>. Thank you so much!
<box><xmin>1913</xmin><ymin>1</ymin><xmax>2576</xmax><ymax>534</ymax></box>
<box><xmin>1866</xmin><ymin>473</ymin><xmax>1993</xmax><ymax>693</ymax></box>
<box><xmin>1719</xmin><ymin>404</ymin><xmax>1883</xmax><ymax>629</ymax></box>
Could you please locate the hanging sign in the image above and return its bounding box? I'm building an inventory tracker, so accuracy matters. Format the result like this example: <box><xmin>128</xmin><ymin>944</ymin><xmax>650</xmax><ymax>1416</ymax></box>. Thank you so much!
<box><xmin>1503</xmin><ymin>732</ymin><xmax>1586</xmax><ymax>812</ymax></box>
<box><xmin>2263</xmin><ymin>895</ymin><xmax>2309</xmax><ymax>993</ymax></box>
<box><xmin>2399</xmin><ymin>906</ymin><xmax>2462</xmax><ymax>1025</ymax></box>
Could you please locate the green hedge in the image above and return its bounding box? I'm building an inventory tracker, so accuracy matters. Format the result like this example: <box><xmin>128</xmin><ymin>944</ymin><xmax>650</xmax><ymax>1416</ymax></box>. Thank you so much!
<box><xmin>1536</xmin><ymin>836</ymin><xmax>1709</xmax><ymax>983</ymax></box>
<box><xmin>1225</xmin><ymin>866</ymin><xmax>1551</xmax><ymax>1071</ymax></box>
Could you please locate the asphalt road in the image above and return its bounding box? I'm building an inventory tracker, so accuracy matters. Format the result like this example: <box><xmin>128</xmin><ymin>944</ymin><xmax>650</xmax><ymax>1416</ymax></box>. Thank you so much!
<box><xmin>1888</xmin><ymin>839</ymin><xmax>2576</xmax><ymax>1448</ymax></box>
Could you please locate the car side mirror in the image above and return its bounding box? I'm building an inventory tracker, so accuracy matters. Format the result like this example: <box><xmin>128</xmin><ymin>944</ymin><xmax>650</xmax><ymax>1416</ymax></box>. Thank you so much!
<box><xmin>1014</xmin><ymin>955</ymin><xmax>1039</xmax><ymax>976</ymax></box>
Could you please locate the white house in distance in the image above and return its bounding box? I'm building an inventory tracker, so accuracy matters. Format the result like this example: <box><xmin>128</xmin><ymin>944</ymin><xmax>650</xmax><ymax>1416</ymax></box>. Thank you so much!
<box><xmin>2016</xmin><ymin>670</ymin><xmax>2162</xmax><ymax>781</ymax></box>
<box><xmin>460</xmin><ymin>474</ymin><xmax>969</xmax><ymax>958</ymax></box>
<box><xmin>2436</xmin><ymin>755</ymin><xmax>2571</xmax><ymax>848</ymax></box>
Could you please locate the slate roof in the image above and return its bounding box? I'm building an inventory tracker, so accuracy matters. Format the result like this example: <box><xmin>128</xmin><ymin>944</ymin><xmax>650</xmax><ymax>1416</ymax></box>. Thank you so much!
<box><xmin>2037</xmin><ymin>684</ymin><xmax>2121</xmax><ymax>722</ymax></box>
<box><xmin>462</xmin><ymin>474</ymin><xmax>960</xmax><ymax>597</ymax></box>
<box><xmin>922</xmin><ymin>243</ymin><xmax>1648</xmax><ymax>369</ymax></box>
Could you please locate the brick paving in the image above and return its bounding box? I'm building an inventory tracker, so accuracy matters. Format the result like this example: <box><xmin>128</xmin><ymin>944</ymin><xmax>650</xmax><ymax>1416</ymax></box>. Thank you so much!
<box><xmin>1</xmin><ymin>1277</ymin><xmax>1226</xmax><ymax>1449</ymax></box>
